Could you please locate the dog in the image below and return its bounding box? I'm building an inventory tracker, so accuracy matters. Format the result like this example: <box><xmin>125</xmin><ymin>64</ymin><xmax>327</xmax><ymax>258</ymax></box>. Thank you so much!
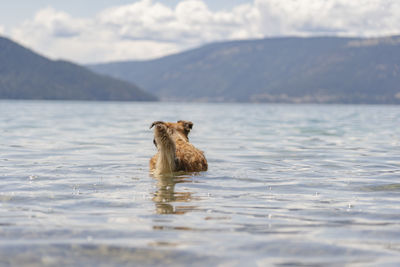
<box><xmin>150</xmin><ymin>120</ymin><xmax>208</xmax><ymax>174</ymax></box>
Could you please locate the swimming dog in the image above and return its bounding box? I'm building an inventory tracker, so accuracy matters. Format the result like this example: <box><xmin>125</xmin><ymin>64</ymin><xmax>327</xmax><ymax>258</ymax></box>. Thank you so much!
<box><xmin>150</xmin><ymin>120</ymin><xmax>208</xmax><ymax>174</ymax></box>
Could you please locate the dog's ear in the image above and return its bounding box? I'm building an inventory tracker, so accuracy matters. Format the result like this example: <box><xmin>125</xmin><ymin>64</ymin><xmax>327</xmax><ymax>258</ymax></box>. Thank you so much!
<box><xmin>177</xmin><ymin>120</ymin><xmax>193</xmax><ymax>134</ymax></box>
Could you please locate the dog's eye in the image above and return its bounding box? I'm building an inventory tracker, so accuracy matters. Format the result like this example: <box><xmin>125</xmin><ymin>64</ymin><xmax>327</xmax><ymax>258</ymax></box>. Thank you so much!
<box><xmin>153</xmin><ymin>139</ymin><xmax>157</xmax><ymax>148</ymax></box>
<box><xmin>153</xmin><ymin>139</ymin><xmax>158</xmax><ymax>148</ymax></box>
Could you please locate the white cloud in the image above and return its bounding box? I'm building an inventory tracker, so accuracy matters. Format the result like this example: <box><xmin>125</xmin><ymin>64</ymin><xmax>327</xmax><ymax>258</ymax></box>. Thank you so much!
<box><xmin>253</xmin><ymin>0</ymin><xmax>400</xmax><ymax>37</ymax></box>
<box><xmin>0</xmin><ymin>25</ymin><xmax>4</xmax><ymax>35</ymax></box>
<box><xmin>8</xmin><ymin>0</ymin><xmax>400</xmax><ymax>63</ymax></box>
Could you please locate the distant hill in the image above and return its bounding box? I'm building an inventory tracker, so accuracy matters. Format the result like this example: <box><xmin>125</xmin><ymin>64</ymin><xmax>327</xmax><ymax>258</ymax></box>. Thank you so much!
<box><xmin>0</xmin><ymin>36</ymin><xmax>156</xmax><ymax>101</ymax></box>
<box><xmin>89</xmin><ymin>36</ymin><xmax>400</xmax><ymax>104</ymax></box>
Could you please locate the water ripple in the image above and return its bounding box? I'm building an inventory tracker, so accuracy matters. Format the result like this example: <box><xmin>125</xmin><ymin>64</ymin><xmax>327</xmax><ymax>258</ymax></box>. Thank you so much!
<box><xmin>1</xmin><ymin>101</ymin><xmax>400</xmax><ymax>265</ymax></box>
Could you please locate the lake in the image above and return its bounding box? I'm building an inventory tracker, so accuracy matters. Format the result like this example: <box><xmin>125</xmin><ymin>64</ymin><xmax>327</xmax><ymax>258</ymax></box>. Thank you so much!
<box><xmin>1</xmin><ymin>101</ymin><xmax>400</xmax><ymax>266</ymax></box>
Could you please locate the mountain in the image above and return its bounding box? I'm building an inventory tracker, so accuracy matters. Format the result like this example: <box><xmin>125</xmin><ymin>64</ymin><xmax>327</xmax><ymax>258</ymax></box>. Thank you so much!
<box><xmin>89</xmin><ymin>36</ymin><xmax>400</xmax><ymax>104</ymax></box>
<box><xmin>0</xmin><ymin>36</ymin><xmax>156</xmax><ymax>101</ymax></box>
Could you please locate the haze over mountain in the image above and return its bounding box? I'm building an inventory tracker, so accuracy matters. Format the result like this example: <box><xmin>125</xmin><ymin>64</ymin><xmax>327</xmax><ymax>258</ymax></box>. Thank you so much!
<box><xmin>0</xmin><ymin>36</ymin><xmax>156</xmax><ymax>101</ymax></box>
<box><xmin>89</xmin><ymin>36</ymin><xmax>400</xmax><ymax>104</ymax></box>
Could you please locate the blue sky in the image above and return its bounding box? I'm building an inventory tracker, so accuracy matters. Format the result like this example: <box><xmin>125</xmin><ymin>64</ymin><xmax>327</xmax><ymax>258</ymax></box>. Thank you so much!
<box><xmin>1</xmin><ymin>0</ymin><xmax>399</xmax><ymax>63</ymax></box>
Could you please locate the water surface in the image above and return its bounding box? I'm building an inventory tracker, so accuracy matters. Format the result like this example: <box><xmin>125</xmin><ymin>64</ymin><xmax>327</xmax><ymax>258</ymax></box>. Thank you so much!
<box><xmin>1</xmin><ymin>101</ymin><xmax>400</xmax><ymax>266</ymax></box>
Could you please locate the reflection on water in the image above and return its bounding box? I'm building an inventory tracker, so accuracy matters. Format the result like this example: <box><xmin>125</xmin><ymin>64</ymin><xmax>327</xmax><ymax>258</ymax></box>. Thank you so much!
<box><xmin>152</xmin><ymin>174</ymin><xmax>195</xmax><ymax>215</ymax></box>
<box><xmin>362</xmin><ymin>183</ymin><xmax>400</xmax><ymax>192</ymax></box>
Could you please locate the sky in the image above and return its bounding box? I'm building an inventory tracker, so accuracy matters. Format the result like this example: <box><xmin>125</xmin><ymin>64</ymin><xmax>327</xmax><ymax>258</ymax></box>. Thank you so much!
<box><xmin>1</xmin><ymin>0</ymin><xmax>399</xmax><ymax>64</ymax></box>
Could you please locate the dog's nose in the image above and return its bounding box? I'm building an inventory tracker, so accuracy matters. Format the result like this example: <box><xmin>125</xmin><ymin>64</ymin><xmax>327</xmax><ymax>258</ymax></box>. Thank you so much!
<box><xmin>150</xmin><ymin>121</ymin><xmax>164</xmax><ymax>129</ymax></box>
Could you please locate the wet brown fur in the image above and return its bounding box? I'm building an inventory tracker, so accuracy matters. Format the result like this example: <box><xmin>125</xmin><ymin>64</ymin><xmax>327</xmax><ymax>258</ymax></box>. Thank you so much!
<box><xmin>150</xmin><ymin>120</ymin><xmax>208</xmax><ymax>174</ymax></box>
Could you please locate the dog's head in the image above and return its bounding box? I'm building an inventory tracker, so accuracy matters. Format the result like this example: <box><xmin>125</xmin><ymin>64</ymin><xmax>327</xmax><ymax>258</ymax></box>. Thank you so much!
<box><xmin>150</xmin><ymin>120</ymin><xmax>193</xmax><ymax>147</ymax></box>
